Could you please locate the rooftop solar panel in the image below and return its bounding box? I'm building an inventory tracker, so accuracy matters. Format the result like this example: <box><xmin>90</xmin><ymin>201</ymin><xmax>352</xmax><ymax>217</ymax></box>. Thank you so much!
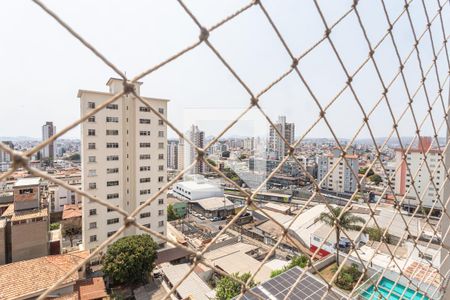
<box><xmin>236</xmin><ymin>267</ymin><xmax>347</xmax><ymax>300</ymax></box>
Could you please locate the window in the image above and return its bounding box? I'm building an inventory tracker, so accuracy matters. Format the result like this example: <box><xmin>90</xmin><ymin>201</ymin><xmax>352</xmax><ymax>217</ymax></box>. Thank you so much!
<box><xmin>158</xmin><ymin>165</ymin><xmax>164</xmax><ymax>171</ymax></box>
<box><xmin>106</xmin><ymin>130</ymin><xmax>119</xmax><ymax>135</ymax></box>
<box><xmin>88</xmin><ymin>102</ymin><xmax>95</xmax><ymax>109</ymax></box>
<box><xmin>158</xmin><ymin>154</ymin><xmax>164</xmax><ymax>160</ymax></box>
<box><xmin>107</xmin><ymin>193</ymin><xmax>119</xmax><ymax>199</ymax></box>
<box><xmin>19</xmin><ymin>188</ymin><xmax>33</xmax><ymax>195</ymax></box>
<box><xmin>106</xmin><ymin>104</ymin><xmax>118</xmax><ymax>110</ymax></box>
<box><xmin>140</xmin><ymin>154</ymin><xmax>151</xmax><ymax>160</ymax></box>
<box><xmin>88</xmin><ymin>143</ymin><xmax>96</xmax><ymax>150</ymax></box>
<box><xmin>89</xmin><ymin>209</ymin><xmax>97</xmax><ymax>216</ymax></box>
<box><xmin>107</xmin><ymin>181</ymin><xmax>119</xmax><ymax>186</ymax></box>
<box><xmin>140</xmin><ymin>143</ymin><xmax>151</xmax><ymax>148</ymax></box>
<box><xmin>158</xmin><ymin>210</ymin><xmax>164</xmax><ymax>216</ymax></box>
<box><xmin>158</xmin><ymin>142</ymin><xmax>164</xmax><ymax>149</ymax></box>
<box><xmin>107</xmin><ymin>168</ymin><xmax>119</xmax><ymax>174</ymax></box>
<box><xmin>88</xmin><ymin>169</ymin><xmax>97</xmax><ymax>177</ymax></box>
<box><xmin>140</xmin><ymin>119</ymin><xmax>151</xmax><ymax>124</ymax></box>
<box><xmin>88</xmin><ymin>156</ymin><xmax>96</xmax><ymax>163</ymax></box>
<box><xmin>143</xmin><ymin>224</ymin><xmax>151</xmax><ymax>228</ymax></box>
<box><xmin>140</xmin><ymin>212</ymin><xmax>151</xmax><ymax>218</ymax></box>
<box><xmin>158</xmin><ymin>220</ymin><xmax>164</xmax><ymax>227</ymax></box>
<box><xmin>89</xmin><ymin>183</ymin><xmax>96</xmax><ymax>190</ymax></box>
<box><xmin>140</xmin><ymin>166</ymin><xmax>151</xmax><ymax>171</ymax></box>
<box><xmin>107</xmin><ymin>231</ymin><xmax>117</xmax><ymax>237</ymax></box>
<box><xmin>140</xmin><ymin>131</ymin><xmax>151</xmax><ymax>136</ymax></box>
<box><xmin>158</xmin><ymin>198</ymin><xmax>164</xmax><ymax>205</ymax></box>
<box><xmin>89</xmin><ymin>235</ymin><xmax>97</xmax><ymax>243</ymax></box>
<box><xmin>106</xmin><ymin>116</ymin><xmax>119</xmax><ymax>123</ymax></box>
<box><xmin>140</xmin><ymin>178</ymin><xmax>151</xmax><ymax>183</ymax></box>
<box><xmin>107</xmin><ymin>218</ymin><xmax>119</xmax><ymax>225</ymax></box>
<box><xmin>140</xmin><ymin>106</ymin><xmax>151</xmax><ymax>112</ymax></box>
<box><xmin>107</xmin><ymin>155</ymin><xmax>119</xmax><ymax>161</ymax></box>
<box><xmin>89</xmin><ymin>222</ymin><xmax>97</xmax><ymax>229</ymax></box>
<box><xmin>88</xmin><ymin>129</ymin><xmax>95</xmax><ymax>136</ymax></box>
<box><xmin>158</xmin><ymin>176</ymin><xmax>164</xmax><ymax>182</ymax></box>
<box><xmin>106</xmin><ymin>143</ymin><xmax>119</xmax><ymax>148</ymax></box>
<box><xmin>158</xmin><ymin>108</ymin><xmax>164</xmax><ymax>114</ymax></box>
<box><xmin>140</xmin><ymin>189</ymin><xmax>151</xmax><ymax>195</ymax></box>
<box><xmin>88</xmin><ymin>116</ymin><xmax>95</xmax><ymax>122</ymax></box>
<box><xmin>158</xmin><ymin>131</ymin><xmax>164</xmax><ymax>138</ymax></box>
<box><xmin>158</xmin><ymin>119</ymin><xmax>164</xmax><ymax>126</ymax></box>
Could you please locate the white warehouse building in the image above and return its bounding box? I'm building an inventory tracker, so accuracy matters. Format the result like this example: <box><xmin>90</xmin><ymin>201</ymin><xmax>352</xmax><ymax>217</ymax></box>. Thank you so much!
<box><xmin>172</xmin><ymin>175</ymin><xmax>223</xmax><ymax>201</ymax></box>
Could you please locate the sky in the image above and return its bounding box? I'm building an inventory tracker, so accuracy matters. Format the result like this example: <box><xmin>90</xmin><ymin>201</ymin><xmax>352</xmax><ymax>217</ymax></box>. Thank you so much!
<box><xmin>1</xmin><ymin>0</ymin><xmax>449</xmax><ymax>143</ymax></box>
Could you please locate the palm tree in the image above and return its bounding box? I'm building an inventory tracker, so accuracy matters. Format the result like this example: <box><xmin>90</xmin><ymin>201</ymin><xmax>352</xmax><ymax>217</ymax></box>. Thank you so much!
<box><xmin>315</xmin><ymin>207</ymin><xmax>365</xmax><ymax>266</ymax></box>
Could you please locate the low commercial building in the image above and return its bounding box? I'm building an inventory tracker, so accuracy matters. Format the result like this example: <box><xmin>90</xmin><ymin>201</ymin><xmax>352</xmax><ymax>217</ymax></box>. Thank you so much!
<box><xmin>172</xmin><ymin>175</ymin><xmax>223</xmax><ymax>201</ymax></box>
<box><xmin>189</xmin><ymin>197</ymin><xmax>234</xmax><ymax>218</ymax></box>
<box><xmin>167</xmin><ymin>197</ymin><xmax>187</xmax><ymax>218</ymax></box>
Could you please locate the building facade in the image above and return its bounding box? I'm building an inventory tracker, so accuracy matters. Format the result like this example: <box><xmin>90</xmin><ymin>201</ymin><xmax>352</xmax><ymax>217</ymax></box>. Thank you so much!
<box><xmin>186</xmin><ymin>125</ymin><xmax>205</xmax><ymax>174</ymax></box>
<box><xmin>317</xmin><ymin>147</ymin><xmax>359</xmax><ymax>194</ymax></box>
<box><xmin>42</xmin><ymin>121</ymin><xmax>56</xmax><ymax>161</ymax></box>
<box><xmin>0</xmin><ymin>141</ymin><xmax>14</xmax><ymax>172</ymax></box>
<box><xmin>268</xmin><ymin>116</ymin><xmax>295</xmax><ymax>160</ymax></box>
<box><xmin>78</xmin><ymin>78</ymin><xmax>168</xmax><ymax>252</ymax></box>
<box><xmin>167</xmin><ymin>139</ymin><xmax>184</xmax><ymax>171</ymax></box>
<box><xmin>394</xmin><ymin>137</ymin><xmax>444</xmax><ymax>212</ymax></box>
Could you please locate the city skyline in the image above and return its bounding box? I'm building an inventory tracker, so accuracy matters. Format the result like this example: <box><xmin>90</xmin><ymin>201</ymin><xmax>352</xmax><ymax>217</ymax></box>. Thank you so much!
<box><xmin>1</xmin><ymin>1</ymin><xmax>445</xmax><ymax>141</ymax></box>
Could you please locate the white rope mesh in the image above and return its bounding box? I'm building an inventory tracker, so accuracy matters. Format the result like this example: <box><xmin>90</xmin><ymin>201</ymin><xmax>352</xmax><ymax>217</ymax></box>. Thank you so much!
<box><xmin>0</xmin><ymin>0</ymin><xmax>449</xmax><ymax>299</ymax></box>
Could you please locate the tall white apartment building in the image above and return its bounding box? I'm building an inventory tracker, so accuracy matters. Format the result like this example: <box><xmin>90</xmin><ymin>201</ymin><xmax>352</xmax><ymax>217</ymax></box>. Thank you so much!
<box><xmin>42</xmin><ymin>121</ymin><xmax>56</xmax><ymax>160</ymax></box>
<box><xmin>167</xmin><ymin>139</ymin><xmax>184</xmax><ymax>171</ymax></box>
<box><xmin>78</xmin><ymin>78</ymin><xmax>168</xmax><ymax>252</ymax></box>
<box><xmin>394</xmin><ymin>137</ymin><xmax>444</xmax><ymax>213</ymax></box>
<box><xmin>317</xmin><ymin>147</ymin><xmax>359</xmax><ymax>194</ymax></box>
<box><xmin>186</xmin><ymin>125</ymin><xmax>205</xmax><ymax>174</ymax></box>
<box><xmin>268</xmin><ymin>116</ymin><xmax>295</xmax><ymax>160</ymax></box>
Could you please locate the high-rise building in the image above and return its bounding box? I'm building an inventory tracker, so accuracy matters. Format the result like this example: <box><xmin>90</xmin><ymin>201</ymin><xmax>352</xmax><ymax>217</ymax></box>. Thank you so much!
<box><xmin>317</xmin><ymin>147</ymin><xmax>359</xmax><ymax>194</ymax></box>
<box><xmin>268</xmin><ymin>116</ymin><xmax>295</xmax><ymax>159</ymax></box>
<box><xmin>186</xmin><ymin>125</ymin><xmax>205</xmax><ymax>174</ymax></box>
<box><xmin>394</xmin><ymin>136</ymin><xmax>444</xmax><ymax>212</ymax></box>
<box><xmin>167</xmin><ymin>138</ymin><xmax>184</xmax><ymax>171</ymax></box>
<box><xmin>0</xmin><ymin>141</ymin><xmax>14</xmax><ymax>172</ymax></box>
<box><xmin>78</xmin><ymin>78</ymin><xmax>168</xmax><ymax>252</ymax></box>
<box><xmin>42</xmin><ymin>122</ymin><xmax>56</xmax><ymax>161</ymax></box>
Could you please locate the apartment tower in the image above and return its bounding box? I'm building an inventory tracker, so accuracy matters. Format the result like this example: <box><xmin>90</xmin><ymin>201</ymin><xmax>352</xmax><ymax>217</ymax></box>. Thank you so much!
<box><xmin>42</xmin><ymin>122</ymin><xmax>56</xmax><ymax>161</ymax></box>
<box><xmin>187</xmin><ymin>125</ymin><xmax>205</xmax><ymax>174</ymax></box>
<box><xmin>268</xmin><ymin>116</ymin><xmax>295</xmax><ymax>160</ymax></box>
<box><xmin>78</xmin><ymin>78</ymin><xmax>168</xmax><ymax>252</ymax></box>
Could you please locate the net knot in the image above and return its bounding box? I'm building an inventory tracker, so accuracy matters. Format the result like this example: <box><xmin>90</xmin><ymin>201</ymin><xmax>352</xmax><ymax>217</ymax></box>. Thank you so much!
<box><xmin>199</xmin><ymin>27</ymin><xmax>209</xmax><ymax>42</ymax></box>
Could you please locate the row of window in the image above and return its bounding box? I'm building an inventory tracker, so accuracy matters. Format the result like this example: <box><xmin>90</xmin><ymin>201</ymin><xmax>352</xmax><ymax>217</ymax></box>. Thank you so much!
<box><xmin>88</xmin><ymin>102</ymin><xmax>164</xmax><ymax>114</ymax></box>
<box><xmin>89</xmin><ymin>199</ymin><xmax>164</xmax><ymax>216</ymax></box>
<box><xmin>88</xmin><ymin>154</ymin><xmax>164</xmax><ymax>163</ymax></box>
<box><xmin>87</xmin><ymin>116</ymin><xmax>165</xmax><ymax>125</ymax></box>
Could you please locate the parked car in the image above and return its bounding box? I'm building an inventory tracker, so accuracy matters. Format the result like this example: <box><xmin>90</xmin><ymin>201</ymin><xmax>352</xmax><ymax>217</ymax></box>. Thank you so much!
<box><xmin>199</xmin><ymin>216</ymin><xmax>206</xmax><ymax>220</ymax></box>
<box><xmin>210</xmin><ymin>216</ymin><xmax>220</xmax><ymax>222</ymax></box>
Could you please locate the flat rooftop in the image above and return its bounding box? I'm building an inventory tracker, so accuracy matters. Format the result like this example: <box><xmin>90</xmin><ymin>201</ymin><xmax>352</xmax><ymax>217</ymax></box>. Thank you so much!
<box><xmin>13</xmin><ymin>177</ymin><xmax>40</xmax><ymax>188</ymax></box>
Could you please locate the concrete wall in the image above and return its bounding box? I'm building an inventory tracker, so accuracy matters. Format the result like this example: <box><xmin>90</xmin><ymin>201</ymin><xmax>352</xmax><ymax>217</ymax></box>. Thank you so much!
<box><xmin>11</xmin><ymin>219</ymin><xmax>48</xmax><ymax>262</ymax></box>
<box><xmin>0</xmin><ymin>222</ymin><xmax>5</xmax><ymax>265</ymax></box>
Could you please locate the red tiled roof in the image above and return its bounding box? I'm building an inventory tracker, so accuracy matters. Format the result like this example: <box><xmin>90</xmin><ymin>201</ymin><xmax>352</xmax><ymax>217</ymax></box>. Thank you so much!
<box><xmin>63</xmin><ymin>204</ymin><xmax>82</xmax><ymax>220</ymax></box>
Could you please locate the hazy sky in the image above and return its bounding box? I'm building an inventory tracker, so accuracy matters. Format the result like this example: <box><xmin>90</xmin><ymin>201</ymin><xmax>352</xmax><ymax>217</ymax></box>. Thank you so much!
<box><xmin>1</xmin><ymin>0</ymin><xmax>449</xmax><ymax>142</ymax></box>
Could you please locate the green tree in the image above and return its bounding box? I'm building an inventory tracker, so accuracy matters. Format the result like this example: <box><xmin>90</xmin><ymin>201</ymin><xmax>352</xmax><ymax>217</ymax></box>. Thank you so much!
<box><xmin>62</xmin><ymin>222</ymin><xmax>81</xmax><ymax>247</ymax></box>
<box><xmin>315</xmin><ymin>207</ymin><xmax>365</xmax><ymax>266</ymax></box>
<box><xmin>359</xmin><ymin>167</ymin><xmax>374</xmax><ymax>176</ymax></box>
<box><xmin>50</xmin><ymin>222</ymin><xmax>60</xmax><ymax>230</ymax></box>
<box><xmin>167</xmin><ymin>204</ymin><xmax>178</xmax><ymax>221</ymax></box>
<box><xmin>207</xmin><ymin>158</ymin><xmax>217</xmax><ymax>167</ymax></box>
<box><xmin>215</xmin><ymin>272</ymin><xmax>255</xmax><ymax>300</ymax></box>
<box><xmin>365</xmin><ymin>226</ymin><xmax>391</xmax><ymax>244</ymax></box>
<box><xmin>270</xmin><ymin>255</ymin><xmax>309</xmax><ymax>278</ymax></box>
<box><xmin>66</xmin><ymin>153</ymin><xmax>80</xmax><ymax>161</ymax></box>
<box><xmin>369</xmin><ymin>174</ymin><xmax>382</xmax><ymax>185</ymax></box>
<box><xmin>103</xmin><ymin>235</ymin><xmax>158</xmax><ymax>285</ymax></box>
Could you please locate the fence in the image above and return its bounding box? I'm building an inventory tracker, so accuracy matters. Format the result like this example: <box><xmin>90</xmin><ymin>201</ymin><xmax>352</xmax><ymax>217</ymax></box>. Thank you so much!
<box><xmin>1</xmin><ymin>0</ymin><xmax>450</xmax><ymax>299</ymax></box>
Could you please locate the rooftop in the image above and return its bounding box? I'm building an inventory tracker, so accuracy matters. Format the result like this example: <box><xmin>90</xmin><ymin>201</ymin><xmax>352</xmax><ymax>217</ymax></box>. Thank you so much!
<box><xmin>192</xmin><ymin>197</ymin><xmax>234</xmax><ymax>211</ymax></box>
<box><xmin>1</xmin><ymin>204</ymin><xmax>48</xmax><ymax>221</ymax></box>
<box><xmin>160</xmin><ymin>263</ymin><xmax>213</xmax><ymax>300</ymax></box>
<box><xmin>13</xmin><ymin>177</ymin><xmax>40</xmax><ymax>188</ymax></box>
<box><xmin>0</xmin><ymin>251</ymin><xmax>89</xmax><ymax>300</ymax></box>
<box><xmin>62</xmin><ymin>204</ymin><xmax>82</xmax><ymax>220</ymax></box>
